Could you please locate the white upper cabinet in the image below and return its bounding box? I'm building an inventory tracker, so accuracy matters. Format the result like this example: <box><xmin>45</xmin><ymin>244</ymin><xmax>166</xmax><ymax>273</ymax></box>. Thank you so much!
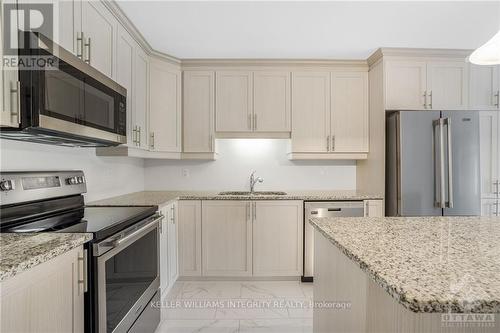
<box><xmin>216</xmin><ymin>71</ymin><xmax>253</xmax><ymax>132</ymax></box>
<box><xmin>183</xmin><ymin>71</ymin><xmax>215</xmax><ymax>153</ymax></box>
<box><xmin>331</xmin><ymin>71</ymin><xmax>369</xmax><ymax>152</ymax></box>
<box><xmin>469</xmin><ymin>65</ymin><xmax>499</xmax><ymax>110</ymax></box>
<box><xmin>385</xmin><ymin>60</ymin><xmax>427</xmax><ymax>110</ymax></box>
<box><xmin>253</xmin><ymin>71</ymin><xmax>291</xmax><ymax>132</ymax></box>
<box><xmin>115</xmin><ymin>25</ymin><xmax>135</xmax><ymax>146</ymax></box>
<box><xmin>79</xmin><ymin>0</ymin><xmax>117</xmax><ymax>78</ymax></box>
<box><xmin>0</xmin><ymin>2</ymin><xmax>19</xmax><ymax>128</ymax></box>
<box><xmin>149</xmin><ymin>59</ymin><xmax>181</xmax><ymax>152</ymax></box>
<box><xmin>133</xmin><ymin>47</ymin><xmax>149</xmax><ymax>150</ymax></box>
<box><xmin>426</xmin><ymin>61</ymin><xmax>468</xmax><ymax>110</ymax></box>
<box><xmin>291</xmin><ymin>72</ymin><xmax>331</xmax><ymax>152</ymax></box>
<box><xmin>385</xmin><ymin>59</ymin><xmax>468</xmax><ymax>110</ymax></box>
<box><xmin>201</xmin><ymin>201</ymin><xmax>252</xmax><ymax>277</ymax></box>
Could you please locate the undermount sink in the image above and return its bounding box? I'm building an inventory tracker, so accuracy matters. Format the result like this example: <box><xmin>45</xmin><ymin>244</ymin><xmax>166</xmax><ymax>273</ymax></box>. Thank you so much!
<box><xmin>218</xmin><ymin>191</ymin><xmax>287</xmax><ymax>196</ymax></box>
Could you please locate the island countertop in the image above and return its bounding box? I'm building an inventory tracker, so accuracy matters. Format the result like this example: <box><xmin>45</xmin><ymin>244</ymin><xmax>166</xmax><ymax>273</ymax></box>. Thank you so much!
<box><xmin>309</xmin><ymin>216</ymin><xmax>500</xmax><ymax>313</ymax></box>
<box><xmin>87</xmin><ymin>190</ymin><xmax>383</xmax><ymax>207</ymax></box>
<box><xmin>0</xmin><ymin>233</ymin><xmax>93</xmax><ymax>282</ymax></box>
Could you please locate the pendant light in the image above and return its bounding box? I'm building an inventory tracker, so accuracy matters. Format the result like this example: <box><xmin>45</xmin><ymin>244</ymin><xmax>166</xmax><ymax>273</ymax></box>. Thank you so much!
<box><xmin>470</xmin><ymin>30</ymin><xmax>500</xmax><ymax>65</ymax></box>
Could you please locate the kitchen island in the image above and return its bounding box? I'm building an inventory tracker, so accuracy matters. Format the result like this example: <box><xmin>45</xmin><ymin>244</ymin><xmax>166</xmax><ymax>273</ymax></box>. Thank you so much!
<box><xmin>310</xmin><ymin>216</ymin><xmax>500</xmax><ymax>333</ymax></box>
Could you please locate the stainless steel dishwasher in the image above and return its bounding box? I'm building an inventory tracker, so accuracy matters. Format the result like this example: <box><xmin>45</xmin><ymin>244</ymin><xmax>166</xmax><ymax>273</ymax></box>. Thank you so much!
<box><xmin>303</xmin><ymin>201</ymin><xmax>365</xmax><ymax>282</ymax></box>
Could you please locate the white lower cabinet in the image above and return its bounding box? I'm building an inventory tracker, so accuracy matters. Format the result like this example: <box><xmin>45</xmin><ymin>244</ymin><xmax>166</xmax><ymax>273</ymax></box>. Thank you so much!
<box><xmin>178</xmin><ymin>200</ymin><xmax>202</xmax><ymax>276</ymax></box>
<box><xmin>482</xmin><ymin>198</ymin><xmax>499</xmax><ymax>217</ymax></box>
<box><xmin>159</xmin><ymin>202</ymin><xmax>179</xmax><ymax>299</ymax></box>
<box><xmin>168</xmin><ymin>202</ymin><xmax>179</xmax><ymax>283</ymax></box>
<box><xmin>253</xmin><ymin>201</ymin><xmax>303</xmax><ymax>277</ymax></box>
<box><xmin>0</xmin><ymin>246</ymin><xmax>85</xmax><ymax>333</ymax></box>
<box><xmin>202</xmin><ymin>201</ymin><xmax>252</xmax><ymax>276</ymax></box>
<box><xmin>364</xmin><ymin>200</ymin><xmax>385</xmax><ymax>217</ymax></box>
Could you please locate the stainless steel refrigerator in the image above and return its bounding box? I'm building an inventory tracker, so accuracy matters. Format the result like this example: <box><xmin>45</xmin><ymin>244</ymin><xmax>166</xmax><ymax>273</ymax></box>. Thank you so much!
<box><xmin>386</xmin><ymin>111</ymin><xmax>481</xmax><ymax>216</ymax></box>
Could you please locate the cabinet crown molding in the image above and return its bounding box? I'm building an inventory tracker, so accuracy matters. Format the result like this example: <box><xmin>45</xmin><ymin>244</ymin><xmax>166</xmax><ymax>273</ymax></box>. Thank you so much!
<box><xmin>181</xmin><ymin>59</ymin><xmax>368</xmax><ymax>70</ymax></box>
<box><xmin>368</xmin><ymin>47</ymin><xmax>474</xmax><ymax>67</ymax></box>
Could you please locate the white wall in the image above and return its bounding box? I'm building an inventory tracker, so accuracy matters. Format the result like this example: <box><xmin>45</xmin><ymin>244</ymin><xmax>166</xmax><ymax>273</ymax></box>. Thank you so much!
<box><xmin>0</xmin><ymin>140</ymin><xmax>144</xmax><ymax>202</ymax></box>
<box><xmin>144</xmin><ymin>139</ymin><xmax>356</xmax><ymax>191</ymax></box>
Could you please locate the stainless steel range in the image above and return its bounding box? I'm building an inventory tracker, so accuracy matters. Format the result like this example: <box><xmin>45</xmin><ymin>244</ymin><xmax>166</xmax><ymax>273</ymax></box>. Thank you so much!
<box><xmin>0</xmin><ymin>171</ymin><xmax>162</xmax><ymax>333</ymax></box>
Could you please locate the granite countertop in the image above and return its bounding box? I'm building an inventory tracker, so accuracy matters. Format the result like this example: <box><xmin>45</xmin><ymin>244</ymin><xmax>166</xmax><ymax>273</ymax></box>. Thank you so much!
<box><xmin>0</xmin><ymin>233</ymin><xmax>93</xmax><ymax>282</ymax></box>
<box><xmin>310</xmin><ymin>216</ymin><xmax>500</xmax><ymax>313</ymax></box>
<box><xmin>88</xmin><ymin>190</ymin><xmax>383</xmax><ymax>206</ymax></box>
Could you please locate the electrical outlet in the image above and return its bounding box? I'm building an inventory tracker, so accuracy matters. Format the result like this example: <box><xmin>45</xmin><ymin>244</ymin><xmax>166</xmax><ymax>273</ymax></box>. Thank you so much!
<box><xmin>182</xmin><ymin>169</ymin><xmax>190</xmax><ymax>178</ymax></box>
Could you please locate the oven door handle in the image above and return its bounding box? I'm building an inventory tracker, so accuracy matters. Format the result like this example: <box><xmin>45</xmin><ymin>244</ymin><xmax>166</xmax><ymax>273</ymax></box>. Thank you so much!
<box><xmin>97</xmin><ymin>214</ymin><xmax>163</xmax><ymax>254</ymax></box>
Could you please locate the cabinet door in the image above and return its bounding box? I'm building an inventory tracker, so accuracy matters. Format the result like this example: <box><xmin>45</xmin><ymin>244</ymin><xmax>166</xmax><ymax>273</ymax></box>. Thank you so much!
<box><xmin>481</xmin><ymin>199</ymin><xmax>499</xmax><ymax>217</ymax></box>
<box><xmin>134</xmin><ymin>47</ymin><xmax>149</xmax><ymax>149</ymax></box>
<box><xmin>183</xmin><ymin>71</ymin><xmax>215</xmax><ymax>153</ymax></box>
<box><xmin>385</xmin><ymin>60</ymin><xmax>427</xmax><ymax>110</ymax></box>
<box><xmin>427</xmin><ymin>61</ymin><xmax>468</xmax><ymax>110</ymax></box>
<box><xmin>364</xmin><ymin>200</ymin><xmax>384</xmax><ymax>217</ymax></box>
<box><xmin>81</xmin><ymin>0</ymin><xmax>117</xmax><ymax>78</ymax></box>
<box><xmin>331</xmin><ymin>71</ymin><xmax>369</xmax><ymax>152</ymax></box>
<box><xmin>469</xmin><ymin>65</ymin><xmax>499</xmax><ymax>110</ymax></box>
<box><xmin>216</xmin><ymin>71</ymin><xmax>253</xmax><ymax>132</ymax></box>
<box><xmin>116</xmin><ymin>25</ymin><xmax>135</xmax><ymax>146</ymax></box>
<box><xmin>178</xmin><ymin>201</ymin><xmax>202</xmax><ymax>276</ymax></box>
<box><xmin>43</xmin><ymin>0</ymin><xmax>77</xmax><ymax>55</ymax></box>
<box><xmin>168</xmin><ymin>202</ymin><xmax>179</xmax><ymax>283</ymax></box>
<box><xmin>149</xmin><ymin>59</ymin><xmax>181</xmax><ymax>152</ymax></box>
<box><xmin>0</xmin><ymin>246</ymin><xmax>84</xmax><ymax>333</ymax></box>
<box><xmin>291</xmin><ymin>72</ymin><xmax>331</xmax><ymax>152</ymax></box>
<box><xmin>159</xmin><ymin>206</ymin><xmax>170</xmax><ymax>297</ymax></box>
<box><xmin>0</xmin><ymin>2</ymin><xmax>20</xmax><ymax>127</ymax></box>
<box><xmin>480</xmin><ymin>111</ymin><xmax>499</xmax><ymax>199</ymax></box>
<box><xmin>253</xmin><ymin>201</ymin><xmax>303</xmax><ymax>277</ymax></box>
<box><xmin>202</xmin><ymin>201</ymin><xmax>252</xmax><ymax>276</ymax></box>
<box><xmin>253</xmin><ymin>71</ymin><xmax>291</xmax><ymax>132</ymax></box>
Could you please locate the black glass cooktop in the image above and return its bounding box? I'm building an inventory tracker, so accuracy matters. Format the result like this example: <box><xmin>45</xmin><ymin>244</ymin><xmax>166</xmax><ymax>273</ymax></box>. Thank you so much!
<box><xmin>2</xmin><ymin>204</ymin><xmax>157</xmax><ymax>241</ymax></box>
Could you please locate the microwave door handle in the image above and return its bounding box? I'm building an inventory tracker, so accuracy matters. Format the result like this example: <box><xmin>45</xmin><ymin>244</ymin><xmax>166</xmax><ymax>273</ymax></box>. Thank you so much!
<box><xmin>445</xmin><ymin>118</ymin><xmax>453</xmax><ymax>208</ymax></box>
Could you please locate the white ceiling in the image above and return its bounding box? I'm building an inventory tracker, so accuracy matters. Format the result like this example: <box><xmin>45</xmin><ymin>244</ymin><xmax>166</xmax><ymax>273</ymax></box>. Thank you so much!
<box><xmin>117</xmin><ymin>1</ymin><xmax>500</xmax><ymax>59</ymax></box>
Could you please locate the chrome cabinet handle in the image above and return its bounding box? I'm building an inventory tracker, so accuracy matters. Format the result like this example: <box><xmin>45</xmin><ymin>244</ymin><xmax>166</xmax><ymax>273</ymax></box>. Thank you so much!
<box><xmin>138</xmin><ymin>126</ymin><xmax>141</xmax><ymax>146</ymax></box>
<box><xmin>76</xmin><ymin>32</ymin><xmax>83</xmax><ymax>59</ymax></box>
<box><xmin>84</xmin><ymin>37</ymin><xmax>91</xmax><ymax>64</ymax></box>
<box><xmin>171</xmin><ymin>205</ymin><xmax>175</xmax><ymax>224</ymax></box>
<box><xmin>150</xmin><ymin>132</ymin><xmax>155</xmax><ymax>150</ymax></box>
<box><xmin>423</xmin><ymin>91</ymin><xmax>427</xmax><ymax>109</ymax></box>
<box><xmin>77</xmin><ymin>249</ymin><xmax>88</xmax><ymax>294</ymax></box>
<box><xmin>494</xmin><ymin>180</ymin><xmax>499</xmax><ymax>196</ymax></box>
<box><xmin>429</xmin><ymin>90</ymin><xmax>433</xmax><ymax>109</ymax></box>
<box><xmin>132</xmin><ymin>126</ymin><xmax>137</xmax><ymax>144</ymax></box>
<box><xmin>494</xmin><ymin>201</ymin><xmax>499</xmax><ymax>216</ymax></box>
<box><xmin>445</xmin><ymin>118</ymin><xmax>453</xmax><ymax>208</ymax></box>
<box><xmin>10</xmin><ymin>81</ymin><xmax>20</xmax><ymax>124</ymax></box>
<box><xmin>326</xmin><ymin>135</ymin><xmax>330</xmax><ymax>151</ymax></box>
<box><xmin>332</xmin><ymin>135</ymin><xmax>335</xmax><ymax>151</ymax></box>
<box><xmin>494</xmin><ymin>91</ymin><xmax>499</xmax><ymax>108</ymax></box>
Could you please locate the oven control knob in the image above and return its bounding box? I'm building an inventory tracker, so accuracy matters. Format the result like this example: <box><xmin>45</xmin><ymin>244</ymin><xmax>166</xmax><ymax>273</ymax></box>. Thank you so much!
<box><xmin>66</xmin><ymin>177</ymin><xmax>79</xmax><ymax>185</ymax></box>
<box><xmin>0</xmin><ymin>180</ymin><xmax>14</xmax><ymax>191</ymax></box>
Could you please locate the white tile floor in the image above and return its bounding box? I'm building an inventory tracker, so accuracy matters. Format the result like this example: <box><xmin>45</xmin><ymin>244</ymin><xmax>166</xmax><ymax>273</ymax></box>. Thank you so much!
<box><xmin>156</xmin><ymin>281</ymin><xmax>313</xmax><ymax>333</ymax></box>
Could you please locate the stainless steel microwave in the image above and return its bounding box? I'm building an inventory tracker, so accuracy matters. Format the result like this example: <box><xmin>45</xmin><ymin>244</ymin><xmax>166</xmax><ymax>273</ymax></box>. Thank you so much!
<box><xmin>0</xmin><ymin>32</ymin><xmax>127</xmax><ymax>147</ymax></box>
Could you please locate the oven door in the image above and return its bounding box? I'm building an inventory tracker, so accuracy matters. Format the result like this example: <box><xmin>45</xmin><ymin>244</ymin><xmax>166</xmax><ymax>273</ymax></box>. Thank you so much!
<box><xmin>95</xmin><ymin>214</ymin><xmax>161</xmax><ymax>333</ymax></box>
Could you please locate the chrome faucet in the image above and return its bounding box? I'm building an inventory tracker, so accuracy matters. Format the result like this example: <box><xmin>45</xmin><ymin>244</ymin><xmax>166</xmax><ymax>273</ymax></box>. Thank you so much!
<box><xmin>250</xmin><ymin>171</ymin><xmax>264</xmax><ymax>193</ymax></box>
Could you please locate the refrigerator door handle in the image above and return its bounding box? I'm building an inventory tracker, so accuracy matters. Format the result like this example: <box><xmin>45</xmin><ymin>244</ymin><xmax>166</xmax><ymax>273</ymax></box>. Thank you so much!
<box><xmin>433</xmin><ymin>119</ymin><xmax>446</xmax><ymax>208</ymax></box>
<box><xmin>444</xmin><ymin>118</ymin><xmax>454</xmax><ymax>208</ymax></box>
